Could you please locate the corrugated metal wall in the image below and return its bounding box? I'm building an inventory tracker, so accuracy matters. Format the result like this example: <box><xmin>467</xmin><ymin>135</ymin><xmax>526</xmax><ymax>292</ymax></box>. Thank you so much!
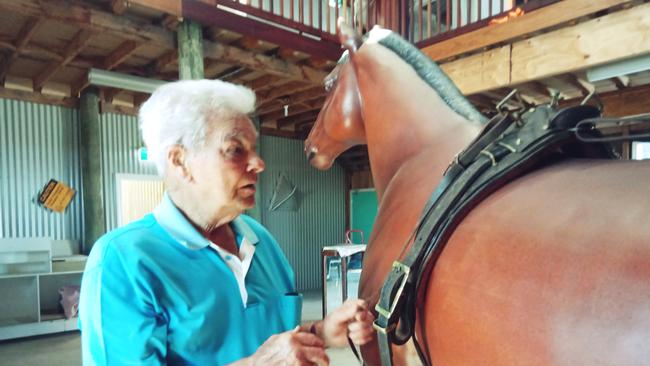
<box><xmin>260</xmin><ymin>135</ymin><xmax>346</xmax><ymax>290</ymax></box>
<box><xmin>100</xmin><ymin>113</ymin><xmax>157</xmax><ymax>231</ymax></box>
<box><xmin>0</xmin><ymin>101</ymin><xmax>344</xmax><ymax>290</ymax></box>
<box><xmin>0</xmin><ymin>98</ymin><xmax>83</xmax><ymax>240</ymax></box>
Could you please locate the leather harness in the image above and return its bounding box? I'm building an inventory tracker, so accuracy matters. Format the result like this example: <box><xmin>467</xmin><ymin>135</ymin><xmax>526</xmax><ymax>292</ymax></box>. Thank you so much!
<box><xmin>372</xmin><ymin>103</ymin><xmax>618</xmax><ymax>366</ymax></box>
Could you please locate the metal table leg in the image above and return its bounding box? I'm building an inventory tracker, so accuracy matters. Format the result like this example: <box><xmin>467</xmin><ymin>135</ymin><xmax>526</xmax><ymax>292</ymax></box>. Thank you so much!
<box><xmin>341</xmin><ymin>255</ymin><xmax>348</xmax><ymax>303</ymax></box>
<box><xmin>322</xmin><ymin>252</ymin><xmax>328</xmax><ymax>319</ymax></box>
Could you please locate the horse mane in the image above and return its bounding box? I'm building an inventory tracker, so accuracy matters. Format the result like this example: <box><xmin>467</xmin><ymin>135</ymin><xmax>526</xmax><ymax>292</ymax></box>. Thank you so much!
<box><xmin>367</xmin><ymin>28</ymin><xmax>487</xmax><ymax>124</ymax></box>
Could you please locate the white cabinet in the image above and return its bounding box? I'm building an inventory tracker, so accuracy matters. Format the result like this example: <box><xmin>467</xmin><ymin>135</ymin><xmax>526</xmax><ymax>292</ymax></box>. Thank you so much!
<box><xmin>0</xmin><ymin>238</ymin><xmax>85</xmax><ymax>340</ymax></box>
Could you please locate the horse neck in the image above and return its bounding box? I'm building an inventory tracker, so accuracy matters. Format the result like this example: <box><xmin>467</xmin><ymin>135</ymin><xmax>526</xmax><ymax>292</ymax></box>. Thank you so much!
<box><xmin>354</xmin><ymin>47</ymin><xmax>481</xmax><ymax>200</ymax></box>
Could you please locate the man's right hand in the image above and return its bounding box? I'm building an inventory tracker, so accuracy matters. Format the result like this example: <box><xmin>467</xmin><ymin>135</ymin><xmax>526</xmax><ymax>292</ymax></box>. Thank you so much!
<box><xmin>242</xmin><ymin>326</ymin><xmax>330</xmax><ymax>365</ymax></box>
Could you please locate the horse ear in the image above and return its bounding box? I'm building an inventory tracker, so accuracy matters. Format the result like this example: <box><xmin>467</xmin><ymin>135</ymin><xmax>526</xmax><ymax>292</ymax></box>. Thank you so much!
<box><xmin>337</xmin><ymin>17</ymin><xmax>362</xmax><ymax>54</ymax></box>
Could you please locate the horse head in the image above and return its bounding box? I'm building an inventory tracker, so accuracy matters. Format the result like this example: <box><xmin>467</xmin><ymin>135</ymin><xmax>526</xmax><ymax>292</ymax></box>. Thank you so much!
<box><xmin>304</xmin><ymin>21</ymin><xmax>366</xmax><ymax>170</ymax></box>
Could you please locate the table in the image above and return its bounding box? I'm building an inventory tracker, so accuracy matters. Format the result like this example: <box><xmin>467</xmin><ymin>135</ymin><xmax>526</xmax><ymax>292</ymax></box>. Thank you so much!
<box><xmin>321</xmin><ymin>244</ymin><xmax>367</xmax><ymax>318</ymax></box>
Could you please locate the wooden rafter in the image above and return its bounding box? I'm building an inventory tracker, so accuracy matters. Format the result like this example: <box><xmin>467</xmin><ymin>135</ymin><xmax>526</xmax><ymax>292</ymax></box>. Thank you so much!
<box><xmin>161</xmin><ymin>14</ymin><xmax>181</xmax><ymax>31</ymax></box>
<box><xmin>34</xmin><ymin>29</ymin><xmax>94</xmax><ymax>90</ymax></box>
<box><xmin>103</xmin><ymin>40</ymin><xmax>140</xmax><ymax>70</ymax></box>
<box><xmin>440</xmin><ymin>2</ymin><xmax>650</xmax><ymax>95</ymax></box>
<box><xmin>422</xmin><ymin>0</ymin><xmax>633</xmax><ymax>61</ymax></box>
<box><xmin>244</xmin><ymin>74</ymin><xmax>287</xmax><ymax>91</ymax></box>
<box><xmin>258</xmin><ymin>82</ymin><xmax>318</xmax><ymax>104</ymax></box>
<box><xmin>553</xmin><ymin>74</ymin><xmax>592</xmax><ymax>97</ymax></box>
<box><xmin>0</xmin><ymin>0</ymin><xmax>326</xmax><ymax>83</ymax></box>
<box><xmin>147</xmin><ymin>50</ymin><xmax>178</xmax><ymax>76</ymax></box>
<box><xmin>202</xmin><ymin>42</ymin><xmax>327</xmax><ymax>84</ymax></box>
<box><xmin>0</xmin><ymin>85</ymin><xmax>77</xmax><ymax>107</ymax></box>
<box><xmin>260</xmin><ymin>97</ymin><xmax>325</xmax><ymax>123</ymax></box>
<box><xmin>101</xmin><ymin>87</ymin><xmax>121</xmax><ymax>103</ymax></box>
<box><xmin>257</xmin><ymin>86</ymin><xmax>324</xmax><ymax>115</ymax></box>
<box><xmin>520</xmin><ymin>81</ymin><xmax>551</xmax><ymax>99</ymax></box>
<box><xmin>0</xmin><ymin>17</ymin><xmax>44</xmax><ymax>80</ymax></box>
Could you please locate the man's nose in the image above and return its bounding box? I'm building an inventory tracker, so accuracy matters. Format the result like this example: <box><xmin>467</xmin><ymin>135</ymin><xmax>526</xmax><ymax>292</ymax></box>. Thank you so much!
<box><xmin>248</xmin><ymin>153</ymin><xmax>265</xmax><ymax>173</ymax></box>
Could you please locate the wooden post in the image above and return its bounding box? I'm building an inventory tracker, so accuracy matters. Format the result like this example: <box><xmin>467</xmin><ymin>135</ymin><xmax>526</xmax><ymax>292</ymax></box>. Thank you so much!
<box><xmin>177</xmin><ymin>19</ymin><xmax>204</xmax><ymax>80</ymax></box>
<box><xmin>79</xmin><ymin>87</ymin><xmax>106</xmax><ymax>253</ymax></box>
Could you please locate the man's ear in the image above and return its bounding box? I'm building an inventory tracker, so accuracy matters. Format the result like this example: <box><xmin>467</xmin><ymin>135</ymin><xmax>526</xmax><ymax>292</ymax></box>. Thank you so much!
<box><xmin>167</xmin><ymin>144</ymin><xmax>192</xmax><ymax>181</ymax></box>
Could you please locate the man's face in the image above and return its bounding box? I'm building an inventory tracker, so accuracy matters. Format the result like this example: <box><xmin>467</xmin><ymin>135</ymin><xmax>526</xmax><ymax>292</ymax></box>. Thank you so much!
<box><xmin>186</xmin><ymin>116</ymin><xmax>265</xmax><ymax>223</ymax></box>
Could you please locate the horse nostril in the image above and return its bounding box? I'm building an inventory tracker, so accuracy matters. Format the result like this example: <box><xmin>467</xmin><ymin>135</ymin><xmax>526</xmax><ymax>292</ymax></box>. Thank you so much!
<box><xmin>308</xmin><ymin>151</ymin><xmax>316</xmax><ymax>161</ymax></box>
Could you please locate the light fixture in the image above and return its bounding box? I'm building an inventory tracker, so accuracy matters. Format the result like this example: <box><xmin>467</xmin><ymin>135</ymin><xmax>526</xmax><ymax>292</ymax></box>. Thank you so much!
<box><xmin>87</xmin><ymin>68</ymin><xmax>167</xmax><ymax>94</ymax></box>
<box><xmin>586</xmin><ymin>54</ymin><xmax>650</xmax><ymax>82</ymax></box>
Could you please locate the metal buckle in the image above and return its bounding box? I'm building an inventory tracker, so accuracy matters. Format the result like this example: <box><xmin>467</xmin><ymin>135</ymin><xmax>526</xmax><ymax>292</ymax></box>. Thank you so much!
<box><xmin>374</xmin><ymin>261</ymin><xmax>411</xmax><ymax>322</ymax></box>
<box><xmin>372</xmin><ymin>321</ymin><xmax>397</xmax><ymax>335</ymax></box>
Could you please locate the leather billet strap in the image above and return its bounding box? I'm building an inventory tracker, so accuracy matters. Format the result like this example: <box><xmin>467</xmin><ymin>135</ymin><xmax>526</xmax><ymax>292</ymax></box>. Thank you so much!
<box><xmin>373</xmin><ymin>105</ymin><xmax>610</xmax><ymax>366</ymax></box>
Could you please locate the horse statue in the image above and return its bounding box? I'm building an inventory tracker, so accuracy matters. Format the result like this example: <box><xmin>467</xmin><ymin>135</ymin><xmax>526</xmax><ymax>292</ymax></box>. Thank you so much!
<box><xmin>305</xmin><ymin>22</ymin><xmax>650</xmax><ymax>366</ymax></box>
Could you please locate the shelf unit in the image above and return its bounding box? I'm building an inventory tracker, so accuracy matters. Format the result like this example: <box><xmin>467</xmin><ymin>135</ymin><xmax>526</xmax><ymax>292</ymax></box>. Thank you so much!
<box><xmin>0</xmin><ymin>238</ymin><xmax>84</xmax><ymax>341</ymax></box>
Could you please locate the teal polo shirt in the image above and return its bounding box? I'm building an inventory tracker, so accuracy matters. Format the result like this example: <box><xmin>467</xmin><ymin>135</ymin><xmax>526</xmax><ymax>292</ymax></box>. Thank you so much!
<box><xmin>79</xmin><ymin>193</ymin><xmax>301</xmax><ymax>365</ymax></box>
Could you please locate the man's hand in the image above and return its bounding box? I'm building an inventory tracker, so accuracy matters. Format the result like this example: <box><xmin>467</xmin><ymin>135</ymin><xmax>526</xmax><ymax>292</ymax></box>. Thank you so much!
<box><xmin>245</xmin><ymin>326</ymin><xmax>329</xmax><ymax>366</ymax></box>
<box><xmin>319</xmin><ymin>299</ymin><xmax>375</xmax><ymax>348</ymax></box>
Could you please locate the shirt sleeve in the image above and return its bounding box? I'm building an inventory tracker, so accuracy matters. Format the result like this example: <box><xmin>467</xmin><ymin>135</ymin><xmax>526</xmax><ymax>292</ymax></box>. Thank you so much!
<box><xmin>79</xmin><ymin>241</ymin><xmax>167</xmax><ymax>365</ymax></box>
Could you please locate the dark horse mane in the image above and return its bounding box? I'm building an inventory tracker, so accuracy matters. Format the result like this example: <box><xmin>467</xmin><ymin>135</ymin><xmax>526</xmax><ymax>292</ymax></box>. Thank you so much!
<box><xmin>365</xmin><ymin>29</ymin><xmax>488</xmax><ymax>124</ymax></box>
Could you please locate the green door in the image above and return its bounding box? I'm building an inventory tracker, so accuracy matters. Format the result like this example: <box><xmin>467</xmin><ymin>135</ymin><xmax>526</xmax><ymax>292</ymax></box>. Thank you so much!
<box><xmin>350</xmin><ymin>188</ymin><xmax>378</xmax><ymax>244</ymax></box>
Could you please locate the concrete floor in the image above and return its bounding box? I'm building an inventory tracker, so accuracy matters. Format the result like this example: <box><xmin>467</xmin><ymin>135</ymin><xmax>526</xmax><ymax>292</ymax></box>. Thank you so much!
<box><xmin>0</xmin><ymin>276</ymin><xmax>362</xmax><ymax>366</ymax></box>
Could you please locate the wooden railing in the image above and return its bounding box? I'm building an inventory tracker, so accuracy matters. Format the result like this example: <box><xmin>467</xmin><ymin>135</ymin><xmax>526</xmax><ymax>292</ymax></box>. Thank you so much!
<box><xmin>212</xmin><ymin>0</ymin><xmax>560</xmax><ymax>48</ymax></box>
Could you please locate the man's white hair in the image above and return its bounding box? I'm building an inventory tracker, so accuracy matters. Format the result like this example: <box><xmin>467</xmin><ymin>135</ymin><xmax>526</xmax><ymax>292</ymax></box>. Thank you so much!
<box><xmin>139</xmin><ymin>79</ymin><xmax>256</xmax><ymax>175</ymax></box>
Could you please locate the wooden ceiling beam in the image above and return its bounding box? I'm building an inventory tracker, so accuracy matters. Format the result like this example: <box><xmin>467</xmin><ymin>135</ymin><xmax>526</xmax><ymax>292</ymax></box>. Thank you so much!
<box><xmin>0</xmin><ymin>86</ymin><xmax>77</xmax><ymax>107</ymax></box>
<box><xmin>244</xmin><ymin>74</ymin><xmax>286</xmax><ymax>91</ymax></box>
<box><xmin>257</xmin><ymin>82</ymin><xmax>318</xmax><ymax>104</ymax></box>
<box><xmin>0</xmin><ymin>1</ymin><xmax>327</xmax><ymax>83</ymax></box>
<box><xmin>160</xmin><ymin>14</ymin><xmax>181</xmax><ymax>31</ymax></box>
<box><xmin>0</xmin><ymin>17</ymin><xmax>44</xmax><ymax>80</ymax></box>
<box><xmin>441</xmin><ymin>2</ymin><xmax>650</xmax><ymax>95</ymax></box>
<box><xmin>202</xmin><ymin>42</ymin><xmax>327</xmax><ymax>84</ymax></box>
<box><xmin>101</xmin><ymin>87</ymin><xmax>121</xmax><ymax>103</ymax></box>
<box><xmin>0</xmin><ymin>0</ymin><xmax>176</xmax><ymax>48</ymax></box>
<box><xmin>553</xmin><ymin>74</ymin><xmax>592</xmax><ymax>97</ymax></box>
<box><xmin>103</xmin><ymin>40</ymin><xmax>141</xmax><ymax>70</ymax></box>
<box><xmin>260</xmin><ymin>97</ymin><xmax>325</xmax><ymax>122</ymax></box>
<box><xmin>422</xmin><ymin>0</ymin><xmax>633</xmax><ymax>61</ymax></box>
<box><xmin>277</xmin><ymin>110</ymin><xmax>320</xmax><ymax>129</ymax></box>
<box><xmin>257</xmin><ymin>86</ymin><xmax>324</xmax><ymax>115</ymax></box>
<box><xmin>34</xmin><ymin>29</ymin><xmax>94</xmax><ymax>90</ymax></box>
<box><xmin>146</xmin><ymin>50</ymin><xmax>178</xmax><ymax>76</ymax></box>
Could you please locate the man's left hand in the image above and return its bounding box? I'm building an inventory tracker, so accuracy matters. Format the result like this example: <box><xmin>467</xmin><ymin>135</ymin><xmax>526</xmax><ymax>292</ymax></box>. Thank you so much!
<box><xmin>318</xmin><ymin>299</ymin><xmax>375</xmax><ymax>348</ymax></box>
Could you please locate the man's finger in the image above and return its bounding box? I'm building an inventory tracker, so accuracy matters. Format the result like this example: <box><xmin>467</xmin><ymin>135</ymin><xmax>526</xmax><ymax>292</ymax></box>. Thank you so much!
<box><xmin>347</xmin><ymin>320</ymin><xmax>373</xmax><ymax>333</ymax></box>
<box><xmin>293</xmin><ymin>330</ymin><xmax>326</xmax><ymax>347</ymax></box>
<box><xmin>354</xmin><ymin>309</ymin><xmax>374</xmax><ymax>322</ymax></box>
<box><xmin>329</xmin><ymin>299</ymin><xmax>368</xmax><ymax>322</ymax></box>
<box><xmin>296</xmin><ymin>345</ymin><xmax>330</xmax><ymax>366</ymax></box>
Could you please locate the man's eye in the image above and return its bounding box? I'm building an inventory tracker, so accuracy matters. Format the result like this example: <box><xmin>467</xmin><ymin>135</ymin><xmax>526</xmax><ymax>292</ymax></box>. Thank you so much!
<box><xmin>225</xmin><ymin>145</ymin><xmax>244</xmax><ymax>156</ymax></box>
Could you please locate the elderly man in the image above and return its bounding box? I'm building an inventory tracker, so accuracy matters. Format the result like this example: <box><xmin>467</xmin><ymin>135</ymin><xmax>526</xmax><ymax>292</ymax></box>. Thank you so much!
<box><xmin>79</xmin><ymin>79</ymin><xmax>374</xmax><ymax>365</ymax></box>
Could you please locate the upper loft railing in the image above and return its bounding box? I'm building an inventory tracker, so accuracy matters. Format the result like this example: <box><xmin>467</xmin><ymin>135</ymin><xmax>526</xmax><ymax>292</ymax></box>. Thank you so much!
<box><xmin>208</xmin><ymin>0</ymin><xmax>560</xmax><ymax>50</ymax></box>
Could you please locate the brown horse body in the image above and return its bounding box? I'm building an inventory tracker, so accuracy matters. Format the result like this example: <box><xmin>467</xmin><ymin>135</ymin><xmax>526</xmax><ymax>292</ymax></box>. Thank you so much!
<box><xmin>306</xmin><ymin>27</ymin><xmax>650</xmax><ymax>365</ymax></box>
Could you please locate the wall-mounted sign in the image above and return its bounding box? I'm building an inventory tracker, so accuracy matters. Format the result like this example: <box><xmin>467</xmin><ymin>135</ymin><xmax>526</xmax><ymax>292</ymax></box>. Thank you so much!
<box><xmin>38</xmin><ymin>179</ymin><xmax>76</xmax><ymax>213</ymax></box>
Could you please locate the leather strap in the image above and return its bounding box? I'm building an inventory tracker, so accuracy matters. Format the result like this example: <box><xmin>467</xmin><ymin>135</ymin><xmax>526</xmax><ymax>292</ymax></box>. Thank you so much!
<box><xmin>373</xmin><ymin>104</ymin><xmax>614</xmax><ymax>366</ymax></box>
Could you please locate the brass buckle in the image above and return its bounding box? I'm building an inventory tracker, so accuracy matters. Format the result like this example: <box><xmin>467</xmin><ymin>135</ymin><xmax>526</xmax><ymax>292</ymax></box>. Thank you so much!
<box><xmin>374</xmin><ymin>261</ymin><xmax>411</xmax><ymax>323</ymax></box>
<box><xmin>373</xmin><ymin>321</ymin><xmax>397</xmax><ymax>335</ymax></box>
